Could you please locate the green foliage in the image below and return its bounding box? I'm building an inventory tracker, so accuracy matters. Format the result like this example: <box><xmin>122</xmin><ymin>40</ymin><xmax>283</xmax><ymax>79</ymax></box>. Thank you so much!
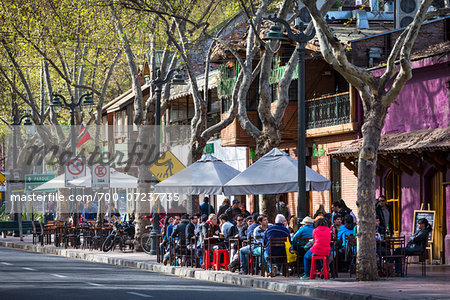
<box><xmin>0</xmin><ymin>204</ymin><xmax>9</xmax><ymax>221</ymax></box>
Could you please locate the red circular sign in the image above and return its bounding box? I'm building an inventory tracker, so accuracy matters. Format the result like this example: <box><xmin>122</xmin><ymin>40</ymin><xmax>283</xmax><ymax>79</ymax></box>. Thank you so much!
<box><xmin>67</xmin><ymin>158</ymin><xmax>84</xmax><ymax>175</ymax></box>
<box><xmin>94</xmin><ymin>165</ymin><xmax>107</xmax><ymax>178</ymax></box>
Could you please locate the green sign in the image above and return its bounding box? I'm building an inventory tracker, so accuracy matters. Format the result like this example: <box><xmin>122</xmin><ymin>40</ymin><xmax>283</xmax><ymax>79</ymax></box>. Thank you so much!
<box><xmin>25</xmin><ymin>174</ymin><xmax>56</xmax><ymax>193</ymax></box>
<box><xmin>312</xmin><ymin>144</ymin><xmax>325</xmax><ymax>157</ymax></box>
<box><xmin>203</xmin><ymin>143</ymin><xmax>214</xmax><ymax>154</ymax></box>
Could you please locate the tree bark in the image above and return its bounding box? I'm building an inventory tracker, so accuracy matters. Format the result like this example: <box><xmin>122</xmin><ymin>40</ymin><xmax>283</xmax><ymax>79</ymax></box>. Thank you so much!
<box><xmin>355</xmin><ymin>101</ymin><xmax>386</xmax><ymax>280</ymax></box>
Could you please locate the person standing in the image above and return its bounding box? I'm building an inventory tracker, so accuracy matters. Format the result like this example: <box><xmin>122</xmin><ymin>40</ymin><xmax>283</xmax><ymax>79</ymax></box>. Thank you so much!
<box><xmin>225</xmin><ymin>199</ymin><xmax>241</xmax><ymax>222</ymax></box>
<box><xmin>276</xmin><ymin>198</ymin><xmax>290</xmax><ymax>221</ymax></box>
<box><xmin>217</xmin><ymin>198</ymin><xmax>231</xmax><ymax>217</ymax></box>
<box><xmin>200</xmin><ymin>197</ymin><xmax>215</xmax><ymax>216</ymax></box>
<box><xmin>376</xmin><ymin>195</ymin><xmax>392</xmax><ymax>235</ymax></box>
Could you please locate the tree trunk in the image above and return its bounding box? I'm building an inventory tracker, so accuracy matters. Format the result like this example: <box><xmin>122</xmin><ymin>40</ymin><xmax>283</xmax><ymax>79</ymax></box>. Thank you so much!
<box><xmin>259</xmin><ymin>194</ymin><xmax>277</xmax><ymax>222</ymax></box>
<box><xmin>134</xmin><ymin>125</ymin><xmax>152</xmax><ymax>251</ymax></box>
<box><xmin>355</xmin><ymin>102</ymin><xmax>387</xmax><ymax>281</ymax></box>
<box><xmin>254</xmin><ymin>128</ymin><xmax>281</xmax><ymax>221</ymax></box>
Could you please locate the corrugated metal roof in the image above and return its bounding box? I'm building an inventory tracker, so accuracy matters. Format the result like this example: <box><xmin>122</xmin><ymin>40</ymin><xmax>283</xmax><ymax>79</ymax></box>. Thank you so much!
<box><xmin>329</xmin><ymin>126</ymin><xmax>450</xmax><ymax>157</ymax></box>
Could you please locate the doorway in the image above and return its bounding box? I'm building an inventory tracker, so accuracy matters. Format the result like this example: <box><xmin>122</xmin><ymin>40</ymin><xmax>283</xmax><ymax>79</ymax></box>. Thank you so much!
<box><xmin>385</xmin><ymin>170</ymin><xmax>401</xmax><ymax>235</ymax></box>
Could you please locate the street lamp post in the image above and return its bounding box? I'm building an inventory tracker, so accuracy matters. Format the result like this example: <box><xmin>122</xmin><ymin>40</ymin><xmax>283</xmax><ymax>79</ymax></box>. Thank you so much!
<box><xmin>149</xmin><ymin>68</ymin><xmax>185</xmax><ymax>255</ymax></box>
<box><xmin>51</xmin><ymin>92</ymin><xmax>94</xmax><ymax>154</ymax></box>
<box><xmin>50</xmin><ymin>92</ymin><xmax>94</xmax><ymax>223</ymax></box>
<box><xmin>11</xmin><ymin>114</ymin><xmax>33</xmax><ymax>241</ymax></box>
<box><xmin>264</xmin><ymin>16</ymin><xmax>315</xmax><ymax>223</ymax></box>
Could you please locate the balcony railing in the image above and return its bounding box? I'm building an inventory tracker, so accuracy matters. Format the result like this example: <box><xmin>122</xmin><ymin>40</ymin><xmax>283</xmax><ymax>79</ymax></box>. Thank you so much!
<box><xmin>305</xmin><ymin>92</ymin><xmax>351</xmax><ymax>129</ymax></box>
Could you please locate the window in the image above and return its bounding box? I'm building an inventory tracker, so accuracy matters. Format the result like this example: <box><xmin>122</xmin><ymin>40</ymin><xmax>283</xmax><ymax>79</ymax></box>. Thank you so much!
<box><xmin>330</xmin><ymin>158</ymin><xmax>341</xmax><ymax>204</ymax></box>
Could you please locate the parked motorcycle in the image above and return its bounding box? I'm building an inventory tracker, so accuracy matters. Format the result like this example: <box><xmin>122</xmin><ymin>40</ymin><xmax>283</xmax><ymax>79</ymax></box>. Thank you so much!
<box><xmin>102</xmin><ymin>221</ymin><xmax>135</xmax><ymax>252</ymax></box>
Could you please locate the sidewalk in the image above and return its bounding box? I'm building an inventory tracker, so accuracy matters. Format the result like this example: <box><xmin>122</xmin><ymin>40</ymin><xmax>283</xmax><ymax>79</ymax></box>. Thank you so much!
<box><xmin>1</xmin><ymin>236</ymin><xmax>449</xmax><ymax>300</ymax></box>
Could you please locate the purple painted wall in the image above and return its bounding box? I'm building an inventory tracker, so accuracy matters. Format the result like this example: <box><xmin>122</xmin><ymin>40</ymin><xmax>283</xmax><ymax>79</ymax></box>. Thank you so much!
<box><xmin>370</xmin><ymin>54</ymin><xmax>450</xmax><ymax>262</ymax></box>
<box><xmin>381</xmin><ymin>55</ymin><xmax>450</xmax><ymax>135</ymax></box>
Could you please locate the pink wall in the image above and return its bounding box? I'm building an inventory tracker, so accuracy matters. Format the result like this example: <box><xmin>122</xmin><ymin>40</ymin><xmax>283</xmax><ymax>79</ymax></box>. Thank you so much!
<box><xmin>381</xmin><ymin>55</ymin><xmax>450</xmax><ymax>135</ymax></box>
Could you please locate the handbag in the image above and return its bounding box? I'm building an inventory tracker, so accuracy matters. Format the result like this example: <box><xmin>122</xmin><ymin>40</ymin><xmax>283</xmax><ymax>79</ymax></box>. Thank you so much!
<box><xmin>285</xmin><ymin>237</ymin><xmax>298</xmax><ymax>263</ymax></box>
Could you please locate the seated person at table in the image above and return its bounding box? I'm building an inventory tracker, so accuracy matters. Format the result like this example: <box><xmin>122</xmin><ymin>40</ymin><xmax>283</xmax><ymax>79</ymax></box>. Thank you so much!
<box><xmin>245</xmin><ymin>213</ymin><xmax>259</xmax><ymax>241</ymax></box>
<box><xmin>104</xmin><ymin>202</ymin><xmax>120</xmax><ymax>223</ymax></box>
<box><xmin>263</xmin><ymin>214</ymin><xmax>291</xmax><ymax>277</ymax></box>
<box><xmin>293</xmin><ymin>216</ymin><xmax>314</xmax><ymax>250</ymax></box>
<box><xmin>337</xmin><ymin>214</ymin><xmax>356</xmax><ymax>248</ymax></box>
<box><xmin>172</xmin><ymin>214</ymin><xmax>190</xmax><ymax>243</ymax></box>
<box><xmin>219</xmin><ymin>214</ymin><xmax>237</xmax><ymax>241</ymax></box>
<box><xmin>166</xmin><ymin>215</ymin><xmax>181</xmax><ymax>241</ymax></box>
<box><xmin>238</xmin><ymin>215</ymin><xmax>268</xmax><ymax>274</ymax></box>
<box><xmin>235</xmin><ymin>215</ymin><xmax>245</xmax><ymax>235</ymax></box>
<box><xmin>301</xmin><ymin>218</ymin><xmax>331</xmax><ymax>279</ymax></box>
<box><xmin>375</xmin><ymin>217</ymin><xmax>383</xmax><ymax>241</ymax></box>
<box><xmin>391</xmin><ymin>218</ymin><xmax>431</xmax><ymax>275</ymax></box>
<box><xmin>195</xmin><ymin>214</ymin><xmax>209</xmax><ymax>264</ymax></box>
<box><xmin>186</xmin><ymin>214</ymin><xmax>200</xmax><ymax>246</ymax></box>
<box><xmin>239</xmin><ymin>204</ymin><xmax>251</xmax><ymax>219</ymax></box>
<box><xmin>238</xmin><ymin>216</ymin><xmax>254</xmax><ymax>241</ymax></box>
<box><xmin>330</xmin><ymin>214</ymin><xmax>343</xmax><ymax>241</ymax></box>
<box><xmin>162</xmin><ymin>215</ymin><xmax>181</xmax><ymax>265</ymax></box>
<box><xmin>228</xmin><ymin>215</ymin><xmax>254</xmax><ymax>272</ymax></box>
<box><xmin>81</xmin><ymin>202</ymin><xmax>97</xmax><ymax>221</ymax></box>
<box><xmin>206</xmin><ymin>214</ymin><xmax>220</xmax><ymax>237</ymax></box>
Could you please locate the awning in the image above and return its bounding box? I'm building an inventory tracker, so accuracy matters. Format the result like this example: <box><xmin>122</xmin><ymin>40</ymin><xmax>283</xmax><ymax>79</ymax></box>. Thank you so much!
<box><xmin>106</xmin><ymin>83</ymin><xmax>151</xmax><ymax>113</ymax></box>
<box><xmin>329</xmin><ymin>126</ymin><xmax>450</xmax><ymax>157</ymax></box>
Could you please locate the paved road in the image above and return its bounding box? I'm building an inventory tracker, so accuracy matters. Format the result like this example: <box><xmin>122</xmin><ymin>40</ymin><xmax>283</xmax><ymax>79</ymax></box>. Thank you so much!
<box><xmin>0</xmin><ymin>247</ymin><xmax>317</xmax><ymax>300</ymax></box>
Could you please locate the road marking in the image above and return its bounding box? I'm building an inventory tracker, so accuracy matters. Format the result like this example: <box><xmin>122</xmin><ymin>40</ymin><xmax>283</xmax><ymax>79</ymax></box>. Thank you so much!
<box><xmin>50</xmin><ymin>274</ymin><xmax>67</xmax><ymax>278</ymax></box>
<box><xmin>86</xmin><ymin>282</ymin><xmax>104</xmax><ymax>287</ymax></box>
<box><xmin>22</xmin><ymin>267</ymin><xmax>36</xmax><ymax>271</ymax></box>
<box><xmin>1</xmin><ymin>262</ymin><xmax>12</xmax><ymax>265</ymax></box>
<box><xmin>127</xmin><ymin>291</ymin><xmax>153</xmax><ymax>298</ymax></box>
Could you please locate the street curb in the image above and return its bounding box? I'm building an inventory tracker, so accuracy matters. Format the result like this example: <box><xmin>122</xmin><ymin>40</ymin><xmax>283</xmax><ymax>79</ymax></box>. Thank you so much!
<box><xmin>0</xmin><ymin>241</ymin><xmax>391</xmax><ymax>300</ymax></box>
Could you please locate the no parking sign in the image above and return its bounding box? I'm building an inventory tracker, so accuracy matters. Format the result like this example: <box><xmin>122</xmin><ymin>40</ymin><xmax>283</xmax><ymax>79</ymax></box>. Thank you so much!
<box><xmin>92</xmin><ymin>163</ymin><xmax>110</xmax><ymax>189</ymax></box>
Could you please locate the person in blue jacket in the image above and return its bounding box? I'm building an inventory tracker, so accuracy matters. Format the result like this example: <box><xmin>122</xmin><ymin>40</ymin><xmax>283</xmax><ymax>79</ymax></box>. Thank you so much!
<box><xmin>337</xmin><ymin>214</ymin><xmax>356</xmax><ymax>248</ymax></box>
<box><xmin>200</xmin><ymin>197</ymin><xmax>215</xmax><ymax>216</ymax></box>
<box><xmin>263</xmin><ymin>214</ymin><xmax>291</xmax><ymax>277</ymax></box>
<box><xmin>292</xmin><ymin>216</ymin><xmax>314</xmax><ymax>243</ymax></box>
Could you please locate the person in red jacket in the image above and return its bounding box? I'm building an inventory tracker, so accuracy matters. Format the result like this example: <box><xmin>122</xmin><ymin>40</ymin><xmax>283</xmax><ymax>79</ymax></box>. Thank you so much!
<box><xmin>301</xmin><ymin>218</ymin><xmax>331</xmax><ymax>279</ymax></box>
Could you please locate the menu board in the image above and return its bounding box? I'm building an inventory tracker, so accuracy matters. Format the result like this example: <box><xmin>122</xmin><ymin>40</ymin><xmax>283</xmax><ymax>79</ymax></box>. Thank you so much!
<box><xmin>412</xmin><ymin>210</ymin><xmax>435</xmax><ymax>242</ymax></box>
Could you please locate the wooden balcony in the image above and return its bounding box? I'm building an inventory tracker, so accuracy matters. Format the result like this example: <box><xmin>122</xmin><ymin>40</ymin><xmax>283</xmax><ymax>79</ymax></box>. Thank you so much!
<box><xmin>220</xmin><ymin>91</ymin><xmax>357</xmax><ymax>147</ymax></box>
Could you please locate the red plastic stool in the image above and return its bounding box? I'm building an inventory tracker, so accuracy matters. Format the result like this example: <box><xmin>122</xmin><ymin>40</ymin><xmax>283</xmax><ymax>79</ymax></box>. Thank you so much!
<box><xmin>310</xmin><ymin>255</ymin><xmax>329</xmax><ymax>279</ymax></box>
<box><xmin>202</xmin><ymin>250</ymin><xmax>211</xmax><ymax>269</ymax></box>
<box><xmin>212</xmin><ymin>250</ymin><xmax>230</xmax><ymax>271</ymax></box>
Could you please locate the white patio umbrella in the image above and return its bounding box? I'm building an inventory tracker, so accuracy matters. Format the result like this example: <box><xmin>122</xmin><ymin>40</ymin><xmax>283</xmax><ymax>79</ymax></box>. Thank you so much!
<box><xmin>154</xmin><ymin>154</ymin><xmax>241</xmax><ymax>195</ymax></box>
<box><xmin>32</xmin><ymin>169</ymin><xmax>92</xmax><ymax>191</ymax></box>
<box><xmin>68</xmin><ymin>168</ymin><xmax>138</xmax><ymax>188</ymax></box>
<box><xmin>223</xmin><ymin>148</ymin><xmax>331</xmax><ymax>195</ymax></box>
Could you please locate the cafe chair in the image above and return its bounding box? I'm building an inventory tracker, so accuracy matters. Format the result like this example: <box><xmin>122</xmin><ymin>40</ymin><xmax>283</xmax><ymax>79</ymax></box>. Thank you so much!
<box><xmin>405</xmin><ymin>242</ymin><xmax>428</xmax><ymax>277</ymax></box>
